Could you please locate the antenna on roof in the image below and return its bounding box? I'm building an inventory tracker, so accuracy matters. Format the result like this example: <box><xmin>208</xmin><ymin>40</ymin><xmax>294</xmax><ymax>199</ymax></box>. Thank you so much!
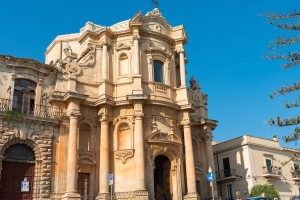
<box><xmin>151</xmin><ymin>0</ymin><xmax>159</xmax><ymax>8</ymax></box>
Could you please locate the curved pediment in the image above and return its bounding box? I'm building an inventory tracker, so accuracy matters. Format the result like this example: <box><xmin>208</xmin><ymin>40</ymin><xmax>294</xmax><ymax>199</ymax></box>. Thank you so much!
<box><xmin>148</xmin><ymin>131</ymin><xmax>181</xmax><ymax>146</ymax></box>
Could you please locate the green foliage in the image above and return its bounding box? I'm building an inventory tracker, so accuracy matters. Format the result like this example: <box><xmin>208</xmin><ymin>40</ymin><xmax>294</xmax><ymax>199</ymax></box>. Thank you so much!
<box><xmin>265</xmin><ymin>8</ymin><xmax>300</xmax><ymax>143</ymax></box>
<box><xmin>5</xmin><ymin>110</ymin><xmax>22</xmax><ymax>118</ymax></box>
<box><xmin>250</xmin><ymin>184</ymin><xmax>279</xmax><ymax>199</ymax></box>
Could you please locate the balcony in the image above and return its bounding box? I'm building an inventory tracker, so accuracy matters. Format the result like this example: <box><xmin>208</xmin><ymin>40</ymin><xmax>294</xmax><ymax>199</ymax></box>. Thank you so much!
<box><xmin>262</xmin><ymin>166</ymin><xmax>282</xmax><ymax>179</ymax></box>
<box><xmin>216</xmin><ymin>169</ymin><xmax>238</xmax><ymax>182</ymax></box>
<box><xmin>147</xmin><ymin>82</ymin><xmax>175</xmax><ymax>103</ymax></box>
<box><xmin>292</xmin><ymin>171</ymin><xmax>300</xmax><ymax>182</ymax></box>
<box><xmin>0</xmin><ymin>98</ymin><xmax>65</xmax><ymax>121</ymax></box>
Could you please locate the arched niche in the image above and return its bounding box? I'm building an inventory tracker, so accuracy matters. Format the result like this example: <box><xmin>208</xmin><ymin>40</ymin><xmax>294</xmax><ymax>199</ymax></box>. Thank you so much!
<box><xmin>79</xmin><ymin>123</ymin><xmax>92</xmax><ymax>151</ymax></box>
<box><xmin>117</xmin><ymin>122</ymin><xmax>132</xmax><ymax>150</ymax></box>
<box><xmin>119</xmin><ymin>53</ymin><xmax>129</xmax><ymax>76</ymax></box>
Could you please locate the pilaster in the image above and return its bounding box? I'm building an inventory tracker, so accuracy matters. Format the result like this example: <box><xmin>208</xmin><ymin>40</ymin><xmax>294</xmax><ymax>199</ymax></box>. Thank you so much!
<box><xmin>182</xmin><ymin>122</ymin><xmax>199</xmax><ymax>200</ymax></box>
<box><xmin>203</xmin><ymin>127</ymin><xmax>218</xmax><ymax>199</ymax></box>
<box><xmin>132</xmin><ymin>31</ymin><xmax>143</xmax><ymax>95</ymax></box>
<box><xmin>133</xmin><ymin>100</ymin><xmax>148</xmax><ymax>198</ymax></box>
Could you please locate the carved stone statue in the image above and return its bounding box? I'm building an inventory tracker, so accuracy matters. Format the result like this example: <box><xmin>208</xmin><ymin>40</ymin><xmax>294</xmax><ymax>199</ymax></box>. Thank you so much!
<box><xmin>189</xmin><ymin>76</ymin><xmax>200</xmax><ymax>90</ymax></box>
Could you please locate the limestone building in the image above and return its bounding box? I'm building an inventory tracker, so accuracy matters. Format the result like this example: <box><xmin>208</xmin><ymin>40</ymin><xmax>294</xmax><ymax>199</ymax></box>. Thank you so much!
<box><xmin>0</xmin><ymin>9</ymin><xmax>218</xmax><ymax>200</ymax></box>
<box><xmin>213</xmin><ymin>135</ymin><xmax>300</xmax><ymax>200</ymax></box>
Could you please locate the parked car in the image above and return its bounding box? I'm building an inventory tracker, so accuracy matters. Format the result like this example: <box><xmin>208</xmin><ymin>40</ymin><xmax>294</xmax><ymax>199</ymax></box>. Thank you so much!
<box><xmin>291</xmin><ymin>196</ymin><xmax>300</xmax><ymax>200</ymax></box>
<box><xmin>246</xmin><ymin>197</ymin><xmax>272</xmax><ymax>200</ymax></box>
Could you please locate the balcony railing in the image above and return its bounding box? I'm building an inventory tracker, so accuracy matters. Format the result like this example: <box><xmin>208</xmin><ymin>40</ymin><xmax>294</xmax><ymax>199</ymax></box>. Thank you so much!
<box><xmin>0</xmin><ymin>98</ymin><xmax>65</xmax><ymax>121</ymax></box>
<box><xmin>216</xmin><ymin>169</ymin><xmax>238</xmax><ymax>182</ymax></box>
<box><xmin>154</xmin><ymin>83</ymin><xmax>169</xmax><ymax>96</ymax></box>
<box><xmin>292</xmin><ymin>171</ymin><xmax>300</xmax><ymax>181</ymax></box>
<box><xmin>262</xmin><ymin>166</ymin><xmax>282</xmax><ymax>179</ymax></box>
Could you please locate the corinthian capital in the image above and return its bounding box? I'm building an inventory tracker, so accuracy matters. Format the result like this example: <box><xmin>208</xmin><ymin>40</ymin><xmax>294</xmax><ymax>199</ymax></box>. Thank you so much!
<box><xmin>176</xmin><ymin>49</ymin><xmax>185</xmax><ymax>54</ymax></box>
<box><xmin>133</xmin><ymin>34</ymin><xmax>140</xmax><ymax>40</ymax></box>
<box><xmin>99</xmin><ymin>41</ymin><xmax>110</xmax><ymax>48</ymax></box>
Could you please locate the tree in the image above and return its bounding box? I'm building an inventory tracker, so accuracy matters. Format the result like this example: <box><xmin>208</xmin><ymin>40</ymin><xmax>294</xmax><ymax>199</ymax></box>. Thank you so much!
<box><xmin>250</xmin><ymin>184</ymin><xmax>279</xmax><ymax>199</ymax></box>
<box><xmin>264</xmin><ymin>9</ymin><xmax>300</xmax><ymax>144</ymax></box>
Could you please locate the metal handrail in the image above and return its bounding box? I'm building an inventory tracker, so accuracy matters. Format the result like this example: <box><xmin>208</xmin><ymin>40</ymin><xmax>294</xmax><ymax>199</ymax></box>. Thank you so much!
<box><xmin>0</xmin><ymin>98</ymin><xmax>65</xmax><ymax>120</ymax></box>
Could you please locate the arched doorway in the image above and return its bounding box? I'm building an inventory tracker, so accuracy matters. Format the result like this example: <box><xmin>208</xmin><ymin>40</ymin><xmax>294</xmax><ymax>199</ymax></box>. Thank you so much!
<box><xmin>0</xmin><ymin>144</ymin><xmax>35</xmax><ymax>200</ymax></box>
<box><xmin>154</xmin><ymin>155</ymin><xmax>172</xmax><ymax>200</ymax></box>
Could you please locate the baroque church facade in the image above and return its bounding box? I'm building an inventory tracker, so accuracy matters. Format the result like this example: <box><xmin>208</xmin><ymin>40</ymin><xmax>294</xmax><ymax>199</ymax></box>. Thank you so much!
<box><xmin>0</xmin><ymin>9</ymin><xmax>217</xmax><ymax>200</ymax></box>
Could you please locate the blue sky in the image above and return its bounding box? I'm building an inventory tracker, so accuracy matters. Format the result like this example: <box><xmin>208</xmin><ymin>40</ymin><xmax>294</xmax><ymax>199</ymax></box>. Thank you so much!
<box><xmin>0</xmin><ymin>0</ymin><xmax>299</xmax><ymax>148</ymax></box>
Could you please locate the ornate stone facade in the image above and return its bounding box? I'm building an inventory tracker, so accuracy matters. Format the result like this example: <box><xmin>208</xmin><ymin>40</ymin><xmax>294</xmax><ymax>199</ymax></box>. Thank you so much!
<box><xmin>0</xmin><ymin>8</ymin><xmax>218</xmax><ymax>200</ymax></box>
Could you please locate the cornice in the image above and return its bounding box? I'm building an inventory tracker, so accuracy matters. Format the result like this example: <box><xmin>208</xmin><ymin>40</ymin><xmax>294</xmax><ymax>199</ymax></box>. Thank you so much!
<box><xmin>1</xmin><ymin>55</ymin><xmax>56</xmax><ymax>75</ymax></box>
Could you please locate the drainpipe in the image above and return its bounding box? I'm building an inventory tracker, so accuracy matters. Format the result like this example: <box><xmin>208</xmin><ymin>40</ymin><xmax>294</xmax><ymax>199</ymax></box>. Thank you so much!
<box><xmin>216</xmin><ymin>152</ymin><xmax>222</xmax><ymax>198</ymax></box>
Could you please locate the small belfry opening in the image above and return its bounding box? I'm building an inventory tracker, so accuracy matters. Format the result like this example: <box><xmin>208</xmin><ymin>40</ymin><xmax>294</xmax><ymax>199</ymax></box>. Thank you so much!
<box><xmin>0</xmin><ymin>144</ymin><xmax>35</xmax><ymax>200</ymax></box>
<box><xmin>154</xmin><ymin>155</ymin><xmax>172</xmax><ymax>200</ymax></box>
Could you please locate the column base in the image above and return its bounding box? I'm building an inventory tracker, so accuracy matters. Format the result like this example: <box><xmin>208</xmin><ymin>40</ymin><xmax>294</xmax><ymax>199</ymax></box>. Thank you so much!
<box><xmin>95</xmin><ymin>193</ymin><xmax>110</xmax><ymax>200</ymax></box>
<box><xmin>61</xmin><ymin>192</ymin><xmax>81</xmax><ymax>200</ymax></box>
<box><xmin>184</xmin><ymin>192</ymin><xmax>200</xmax><ymax>200</ymax></box>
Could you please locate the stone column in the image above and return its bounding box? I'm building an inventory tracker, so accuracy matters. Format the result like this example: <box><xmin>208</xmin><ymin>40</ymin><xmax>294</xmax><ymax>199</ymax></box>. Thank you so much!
<box><xmin>133</xmin><ymin>35</ymin><xmax>140</xmax><ymax>75</ymax></box>
<box><xmin>205</xmin><ymin>128</ymin><xmax>218</xmax><ymax>198</ymax></box>
<box><xmin>183</xmin><ymin>123</ymin><xmax>198</xmax><ymax>199</ymax></box>
<box><xmin>179</xmin><ymin>50</ymin><xmax>186</xmax><ymax>87</ymax></box>
<box><xmin>62</xmin><ymin>113</ymin><xmax>80</xmax><ymax>199</ymax></box>
<box><xmin>102</xmin><ymin>42</ymin><xmax>108</xmax><ymax>80</ymax></box>
<box><xmin>96</xmin><ymin>120</ymin><xmax>110</xmax><ymax>199</ymax></box>
<box><xmin>134</xmin><ymin>113</ymin><xmax>146</xmax><ymax>191</ymax></box>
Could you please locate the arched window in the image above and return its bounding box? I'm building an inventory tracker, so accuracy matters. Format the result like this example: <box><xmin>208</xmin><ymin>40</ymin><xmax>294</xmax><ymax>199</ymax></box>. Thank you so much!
<box><xmin>119</xmin><ymin>53</ymin><xmax>129</xmax><ymax>76</ymax></box>
<box><xmin>153</xmin><ymin>60</ymin><xmax>164</xmax><ymax>83</ymax></box>
<box><xmin>13</xmin><ymin>79</ymin><xmax>37</xmax><ymax>113</ymax></box>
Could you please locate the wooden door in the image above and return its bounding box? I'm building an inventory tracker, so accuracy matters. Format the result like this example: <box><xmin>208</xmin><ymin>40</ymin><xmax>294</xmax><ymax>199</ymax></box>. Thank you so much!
<box><xmin>0</xmin><ymin>161</ymin><xmax>35</xmax><ymax>200</ymax></box>
<box><xmin>77</xmin><ymin>173</ymin><xmax>90</xmax><ymax>200</ymax></box>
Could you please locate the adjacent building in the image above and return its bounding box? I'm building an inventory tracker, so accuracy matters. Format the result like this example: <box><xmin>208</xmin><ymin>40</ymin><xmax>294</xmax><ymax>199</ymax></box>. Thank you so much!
<box><xmin>213</xmin><ymin>135</ymin><xmax>300</xmax><ymax>200</ymax></box>
<box><xmin>0</xmin><ymin>8</ymin><xmax>218</xmax><ymax>200</ymax></box>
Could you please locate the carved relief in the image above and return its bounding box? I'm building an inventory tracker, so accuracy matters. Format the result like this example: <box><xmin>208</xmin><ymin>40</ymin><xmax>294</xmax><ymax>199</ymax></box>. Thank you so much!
<box><xmin>143</xmin><ymin>23</ymin><xmax>167</xmax><ymax>34</ymax></box>
<box><xmin>114</xmin><ymin>149</ymin><xmax>134</xmax><ymax>164</ymax></box>
<box><xmin>145</xmin><ymin>42</ymin><xmax>172</xmax><ymax>58</ymax></box>
<box><xmin>116</xmin><ymin>43</ymin><xmax>131</xmax><ymax>52</ymax></box>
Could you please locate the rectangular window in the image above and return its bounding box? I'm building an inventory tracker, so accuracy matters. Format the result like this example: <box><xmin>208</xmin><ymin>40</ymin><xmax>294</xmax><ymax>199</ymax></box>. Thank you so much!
<box><xmin>223</xmin><ymin>157</ymin><xmax>231</xmax><ymax>177</ymax></box>
<box><xmin>226</xmin><ymin>184</ymin><xmax>233</xmax><ymax>200</ymax></box>
<box><xmin>265</xmin><ymin>159</ymin><xmax>272</xmax><ymax>173</ymax></box>
<box><xmin>154</xmin><ymin>60</ymin><xmax>164</xmax><ymax>83</ymax></box>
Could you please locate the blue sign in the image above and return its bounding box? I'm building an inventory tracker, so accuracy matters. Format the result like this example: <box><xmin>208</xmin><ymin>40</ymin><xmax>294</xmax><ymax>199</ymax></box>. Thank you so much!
<box><xmin>207</xmin><ymin>172</ymin><xmax>215</xmax><ymax>182</ymax></box>
<box><xmin>109</xmin><ymin>173</ymin><xmax>114</xmax><ymax>185</ymax></box>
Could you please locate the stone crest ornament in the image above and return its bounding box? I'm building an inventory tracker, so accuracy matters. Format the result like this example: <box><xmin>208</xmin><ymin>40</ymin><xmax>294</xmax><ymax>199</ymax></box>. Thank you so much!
<box><xmin>114</xmin><ymin>149</ymin><xmax>135</xmax><ymax>164</ymax></box>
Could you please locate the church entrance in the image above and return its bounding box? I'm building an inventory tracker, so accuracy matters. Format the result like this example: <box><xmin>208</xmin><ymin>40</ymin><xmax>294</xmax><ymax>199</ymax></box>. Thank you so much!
<box><xmin>154</xmin><ymin>155</ymin><xmax>172</xmax><ymax>200</ymax></box>
<box><xmin>0</xmin><ymin>144</ymin><xmax>35</xmax><ymax>200</ymax></box>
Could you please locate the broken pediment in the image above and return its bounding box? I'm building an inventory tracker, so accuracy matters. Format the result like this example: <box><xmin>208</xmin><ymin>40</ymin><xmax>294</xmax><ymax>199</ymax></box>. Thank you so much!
<box><xmin>148</xmin><ymin>131</ymin><xmax>181</xmax><ymax>146</ymax></box>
